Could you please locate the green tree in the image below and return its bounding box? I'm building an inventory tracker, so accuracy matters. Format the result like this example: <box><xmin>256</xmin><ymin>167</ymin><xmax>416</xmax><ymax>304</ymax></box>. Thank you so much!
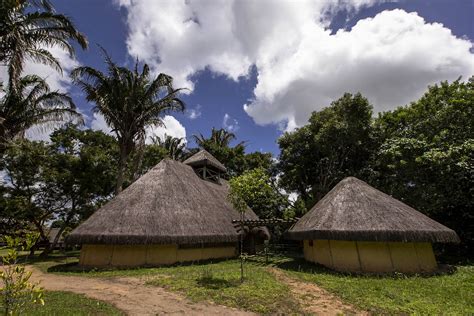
<box><xmin>0</xmin><ymin>75</ymin><xmax>83</xmax><ymax>151</ymax></box>
<box><xmin>192</xmin><ymin>128</ymin><xmax>248</xmax><ymax>177</ymax></box>
<box><xmin>0</xmin><ymin>140</ymin><xmax>54</xmax><ymax>248</ymax></box>
<box><xmin>39</xmin><ymin>125</ymin><xmax>118</xmax><ymax>255</ymax></box>
<box><xmin>278</xmin><ymin>93</ymin><xmax>375</xmax><ymax>208</ymax></box>
<box><xmin>72</xmin><ymin>50</ymin><xmax>184</xmax><ymax>194</ymax></box>
<box><xmin>372</xmin><ymin>77</ymin><xmax>474</xmax><ymax>255</ymax></box>
<box><xmin>228</xmin><ymin>168</ymin><xmax>292</xmax><ymax>219</ymax></box>
<box><xmin>0</xmin><ymin>0</ymin><xmax>87</xmax><ymax>91</ymax></box>
<box><xmin>0</xmin><ymin>127</ymin><xmax>118</xmax><ymax>254</ymax></box>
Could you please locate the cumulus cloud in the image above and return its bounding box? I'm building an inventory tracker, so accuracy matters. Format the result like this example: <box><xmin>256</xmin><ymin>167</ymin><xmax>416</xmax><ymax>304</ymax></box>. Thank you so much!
<box><xmin>145</xmin><ymin>115</ymin><xmax>187</xmax><ymax>144</ymax></box>
<box><xmin>106</xmin><ymin>2</ymin><xmax>474</xmax><ymax>130</ymax></box>
<box><xmin>222</xmin><ymin>113</ymin><xmax>239</xmax><ymax>132</ymax></box>
<box><xmin>89</xmin><ymin>113</ymin><xmax>187</xmax><ymax>144</ymax></box>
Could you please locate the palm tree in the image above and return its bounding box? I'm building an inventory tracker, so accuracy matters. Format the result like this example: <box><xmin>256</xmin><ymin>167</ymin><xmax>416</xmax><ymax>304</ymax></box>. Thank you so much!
<box><xmin>0</xmin><ymin>74</ymin><xmax>83</xmax><ymax>151</ymax></box>
<box><xmin>150</xmin><ymin>134</ymin><xmax>186</xmax><ymax>161</ymax></box>
<box><xmin>0</xmin><ymin>0</ymin><xmax>88</xmax><ymax>91</ymax></box>
<box><xmin>72</xmin><ymin>51</ymin><xmax>185</xmax><ymax>194</ymax></box>
<box><xmin>193</xmin><ymin>127</ymin><xmax>239</xmax><ymax>148</ymax></box>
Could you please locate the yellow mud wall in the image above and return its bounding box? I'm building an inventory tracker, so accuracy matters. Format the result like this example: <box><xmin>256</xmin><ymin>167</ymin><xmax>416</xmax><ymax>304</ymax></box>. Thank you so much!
<box><xmin>357</xmin><ymin>242</ymin><xmax>392</xmax><ymax>273</ymax></box>
<box><xmin>313</xmin><ymin>239</ymin><xmax>333</xmax><ymax>268</ymax></box>
<box><xmin>414</xmin><ymin>243</ymin><xmax>437</xmax><ymax>272</ymax></box>
<box><xmin>80</xmin><ymin>244</ymin><xmax>114</xmax><ymax>266</ymax></box>
<box><xmin>305</xmin><ymin>240</ymin><xmax>438</xmax><ymax>273</ymax></box>
<box><xmin>329</xmin><ymin>240</ymin><xmax>361</xmax><ymax>272</ymax></box>
<box><xmin>303</xmin><ymin>240</ymin><xmax>314</xmax><ymax>262</ymax></box>
<box><xmin>110</xmin><ymin>245</ymin><xmax>147</xmax><ymax>266</ymax></box>
<box><xmin>147</xmin><ymin>245</ymin><xmax>177</xmax><ymax>265</ymax></box>
<box><xmin>389</xmin><ymin>242</ymin><xmax>420</xmax><ymax>272</ymax></box>
<box><xmin>79</xmin><ymin>244</ymin><xmax>236</xmax><ymax>267</ymax></box>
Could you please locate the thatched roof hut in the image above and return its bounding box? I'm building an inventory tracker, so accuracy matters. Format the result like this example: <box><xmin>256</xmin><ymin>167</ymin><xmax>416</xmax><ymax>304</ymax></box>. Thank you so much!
<box><xmin>288</xmin><ymin>177</ymin><xmax>459</xmax><ymax>273</ymax></box>
<box><xmin>68</xmin><ymin>151</ymin><xmax>268</xmax><ymax>267</ymax></box>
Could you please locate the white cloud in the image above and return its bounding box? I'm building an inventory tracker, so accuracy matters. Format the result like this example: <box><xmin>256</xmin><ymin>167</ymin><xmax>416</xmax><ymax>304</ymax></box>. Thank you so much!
<box><xmin>118</xmin><ymin>1</ymin><xmax>474</xmax><ymax>130</ymax></box>
<box><xmin>186</xmin><ymin>104</ymin><xmax>202</xmax><ymax>119</ymax></box>
<box><xmin>223</xmin><ymin>113</ymin><xmax>239</xmax><ymax>132</ymax></box>
<box><xmin>145</xmin><ymin>115</ymin><xmax>187</xmax><ymax>144</ymax></box>
<box><xmin>90</xmin><ymin>113</ymin><xmax>114</xmax><ymax>135</ymax></box>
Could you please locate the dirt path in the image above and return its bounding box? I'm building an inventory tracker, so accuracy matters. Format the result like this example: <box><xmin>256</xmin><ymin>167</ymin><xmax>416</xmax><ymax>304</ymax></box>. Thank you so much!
<box><xmin>28</xmin><ymin>266</ymin><xmax>254</xmax><ymax>316</ymax></box>
<box><xmin>269</xmin><ymin>268</ymin><xmax>366</xmax><ymax>315</ymax></box>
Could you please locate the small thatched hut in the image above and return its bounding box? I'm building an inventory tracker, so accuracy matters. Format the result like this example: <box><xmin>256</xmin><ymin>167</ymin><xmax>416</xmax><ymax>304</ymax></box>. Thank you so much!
<box><xmin>68</xmin><ymin>150</ymin><xmax>268</xmax><ymax>267</ymax></box>
<box><xmin>287</xmin><ymin>177</ymin><xmax>460</xmax><ymax>273</ymax></box>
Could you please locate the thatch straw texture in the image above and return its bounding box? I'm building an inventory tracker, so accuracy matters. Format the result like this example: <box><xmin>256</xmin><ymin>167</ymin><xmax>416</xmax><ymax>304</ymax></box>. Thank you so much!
<box><xmin>184</xmin><ymin>149</ymin><xmax>227</xmax><ymax>172</ymax></box>
<box><xmin>288</xmin><ymin>177</ymin><xmax>460</xmax><ymax>243</ymax></box>
<box><xmin>68</xmin><ymin>158</ymin><xmax>264</xmax><ymax>245</ymax></box>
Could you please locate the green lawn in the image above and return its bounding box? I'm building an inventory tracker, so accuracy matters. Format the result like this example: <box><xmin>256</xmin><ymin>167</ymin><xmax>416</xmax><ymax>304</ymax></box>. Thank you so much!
<box><xmin>12</xmin><ymin>251</ymin><xmax>474</xmax><ymax>315</ymax></box>
<box><xmin>144</xmin><ymin>260</ymin><xmax>301</xmax><ymax>314</ymax></box>
<box><xmin>271</xmin><ymin>256</ymin><xmax>474</xmax><ymax>315</ymax></box>
<box><xmin>1</xmin><ymin>291</ymin><xmax>124</xmax><ymax>316</ymax></box>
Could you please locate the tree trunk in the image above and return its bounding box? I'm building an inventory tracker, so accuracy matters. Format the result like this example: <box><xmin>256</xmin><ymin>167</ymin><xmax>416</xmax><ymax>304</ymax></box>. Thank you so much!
<box><xmin>131</xmin><ymin>136</ymin><xmax>145</xmax><ymax>181</ymax></box>
<box><xmin>115</xmin><ymin>145</ymin><xmax>128</xmax><ymax>195</ymax></box>
<box><xmin>40</xmin><ymin>225</ymin><xmax>67</xmax><ymax>258</ymax></box>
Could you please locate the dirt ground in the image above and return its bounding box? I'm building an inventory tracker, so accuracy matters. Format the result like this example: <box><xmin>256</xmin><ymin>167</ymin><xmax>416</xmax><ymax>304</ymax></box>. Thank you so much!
<box><xmin>28</xmin><ymin>266</ymin><xmax>254</xmax><ymax>316</ymax></box>
<box><xmin>28</xmin><ymin>266</ymin><xmax>365</xmax><ymax>315</ymax></box>
<box><xmin>269</xmin><ymin>268</ymin><xmax>365</xmax><ymax>315</ymax></box>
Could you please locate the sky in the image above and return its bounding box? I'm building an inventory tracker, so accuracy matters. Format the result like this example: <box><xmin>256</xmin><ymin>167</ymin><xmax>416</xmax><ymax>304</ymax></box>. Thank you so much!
<box><xmin>5</xmin><ymin>0</ymin><xmax>474</xmax><ymax>156</ymax></box>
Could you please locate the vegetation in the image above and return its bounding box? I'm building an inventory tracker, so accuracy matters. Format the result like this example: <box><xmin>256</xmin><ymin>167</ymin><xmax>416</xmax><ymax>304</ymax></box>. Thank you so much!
<box><xmin>274</xmin><ymin>257</ymin><xmax>474</xmax><ymax>315</ymax></box>
<box><xmin>278</xmin><ymin>92</ymin><xmax>375</xmax><ymax>209</ymax></box>
<box><xmin>0</xmin><ymin>127</ymin><xmax>117</xmax><ymax>253</ymax></box>
<box><xmin>0</xmin><ymin>0</ymin><xmax>87</xmax><ymax>90</ymax></box>
<box><xmin>278</xmin><ymin>79</ymin><xmax>474</xmax><ymax>256</ymax></box>
<box><xmin>193</xmin><ymin>127</ymin><xmax>273</xmax><ymax>177</ymax></box>
<box><xmin>71</xmin><ymin>50</ymin><xmax>185</xmax><ymax>194</ymax></box>
<box><xmin>1</xmin><ymin>234</ymin><xmax>44</xmax><ymax>315</ymax></box>
<box><xmin>28</xmin><ymin>253</ymin><xmax>474</xmax><ymax>315</ymax></box>
<box><xmin>16</xmin><ymin>291</ymin><xmax>124</xmax><ymax>316</ymax></box>
<box><xmin>0</xmin><ymin>0</ymin><xmax>87</xmax><ymax>150</ymax></box>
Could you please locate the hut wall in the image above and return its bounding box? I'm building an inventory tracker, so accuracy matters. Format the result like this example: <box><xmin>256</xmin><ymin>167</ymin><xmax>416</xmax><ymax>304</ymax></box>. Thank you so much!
<box><xmin>307</xmin><ymin>240</ymin><xmax>437</xmax><ymax>273</ymax></box>
<box><xmin>79</xmin><ymin>244</ymin><xmax>236</xmax><ymax>267</ymax></box>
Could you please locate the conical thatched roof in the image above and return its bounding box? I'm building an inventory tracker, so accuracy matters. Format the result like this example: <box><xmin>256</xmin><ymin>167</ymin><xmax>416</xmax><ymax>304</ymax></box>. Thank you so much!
<box><xmin>68</xmin><ymin>158</ymin><xmax>265</xmax><ymax>245</ymax></box>
<box><xmin>184</xmin><ymin>149</ymin><xmax>227</xmax><ymax>172</ymax></box>
<box><xmin>288</xmin><ymin>177</ymin><xmax>460</xmax><ymax>243</ymax></box>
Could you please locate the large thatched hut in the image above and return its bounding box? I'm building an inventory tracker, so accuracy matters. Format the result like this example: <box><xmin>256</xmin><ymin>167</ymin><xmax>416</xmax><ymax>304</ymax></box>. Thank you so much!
<box><xmin>287</xmin><ymin>177</ymin><xmax>460</xmax><ymax>273</ymax></box>
<box><xmin>68</xmin><ymin>150</ymin><xmax>268</xmax><ymax>267</ymax></box>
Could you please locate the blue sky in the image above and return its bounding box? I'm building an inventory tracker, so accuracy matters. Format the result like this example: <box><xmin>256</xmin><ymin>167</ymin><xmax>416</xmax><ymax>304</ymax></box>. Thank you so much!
<box><xmin>32</xmin><ymin>1</ymin><xmax>474</xmax><ymax>155</ymax></box>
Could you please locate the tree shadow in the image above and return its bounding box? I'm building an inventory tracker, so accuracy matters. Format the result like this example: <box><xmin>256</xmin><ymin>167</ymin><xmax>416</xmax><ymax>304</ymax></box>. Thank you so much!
<box><xmin>268</xmin><ymin>256</ymin><xmax>458</xmax><ymax>278</ymax></box>
<box><xmin>196</xmin><ymin>276</ymin><xmax>240</xmax><ymax>289</ymax></box>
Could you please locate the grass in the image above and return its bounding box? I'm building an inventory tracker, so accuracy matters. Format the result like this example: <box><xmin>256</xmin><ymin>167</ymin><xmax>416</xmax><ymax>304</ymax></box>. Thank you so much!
<box><xmin>144</xmin><ymin>260</ymin><xmax>301</xmax><ymax>314</ymax></box>
<box><xmin>1</xmin><ymin>291</ymin><xmax>124</xmax><ymax>316</ymax></box>
<box><xmin>10</xmin><ymin>250</ymin><xmax>474</xmax><ymax>315</ymax></box>
<box><xmin>271</xmin><ymin>256</ymin><xmax>474</xmax><ymax>315</ymax></box>
<box><xmin>36</xmin><ymin>257</ymin><xmax>301</xmax><ymax>314</ymax></box>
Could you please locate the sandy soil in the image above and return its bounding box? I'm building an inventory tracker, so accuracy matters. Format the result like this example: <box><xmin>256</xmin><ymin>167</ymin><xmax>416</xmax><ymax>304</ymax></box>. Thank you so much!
<box><xmin>28</xmin><ymin>266</ymin><xmax>254</xmax><ymax>316</ymax></box>
<box><xmin>269</xmin><ymin>268</ymin><xmax>366</xmax><ymax>315</ymax></box>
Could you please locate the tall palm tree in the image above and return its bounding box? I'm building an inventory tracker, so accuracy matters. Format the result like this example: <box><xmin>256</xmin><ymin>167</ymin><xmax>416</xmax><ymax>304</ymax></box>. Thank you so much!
<box><xmin>0</xmin><ymin>0</ymin><xmax>88</xmax><ymax>91</ymax></box>
<box><xmin>150</xmin><ymin>134</ymin><xmax>186</xmax><ymax>161</ymax></box>
<box><xmin>193</xmin><ymin>127</ymin><xmax>239</xmax><ymax>148</ymax></box>
<box><xmin>0</xmin><ymin>74</ymin><xmax>83</xmax><ymax>151</ymax></box>
<box><xmin>72</xmin><ymin>51</ymin><xmax>185</xmax><ymax>194</ymax></box>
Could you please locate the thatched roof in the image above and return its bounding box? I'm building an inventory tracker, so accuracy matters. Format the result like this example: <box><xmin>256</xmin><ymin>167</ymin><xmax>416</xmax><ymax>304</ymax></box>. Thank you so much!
<box><xmin>68</xmin><ymin>157</ymin><xmax>266</xmax><ymax>245</ymax></box>
<box><xmin>288</xmin><ymin>177</ymin><xmax>460</xmax><ymax>243</ymax></box>
<box><xmin>184</xmin><ymin>149</ymin><xmax>227</xmax><ymax>172</ymax></box>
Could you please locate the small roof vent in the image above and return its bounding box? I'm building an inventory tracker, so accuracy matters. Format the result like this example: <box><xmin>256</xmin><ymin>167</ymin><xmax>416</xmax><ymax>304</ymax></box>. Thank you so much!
<box><xmin>184</xmin><ymin>149</ymin><xmax>226</xmax><ymax>182</ymax></box>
